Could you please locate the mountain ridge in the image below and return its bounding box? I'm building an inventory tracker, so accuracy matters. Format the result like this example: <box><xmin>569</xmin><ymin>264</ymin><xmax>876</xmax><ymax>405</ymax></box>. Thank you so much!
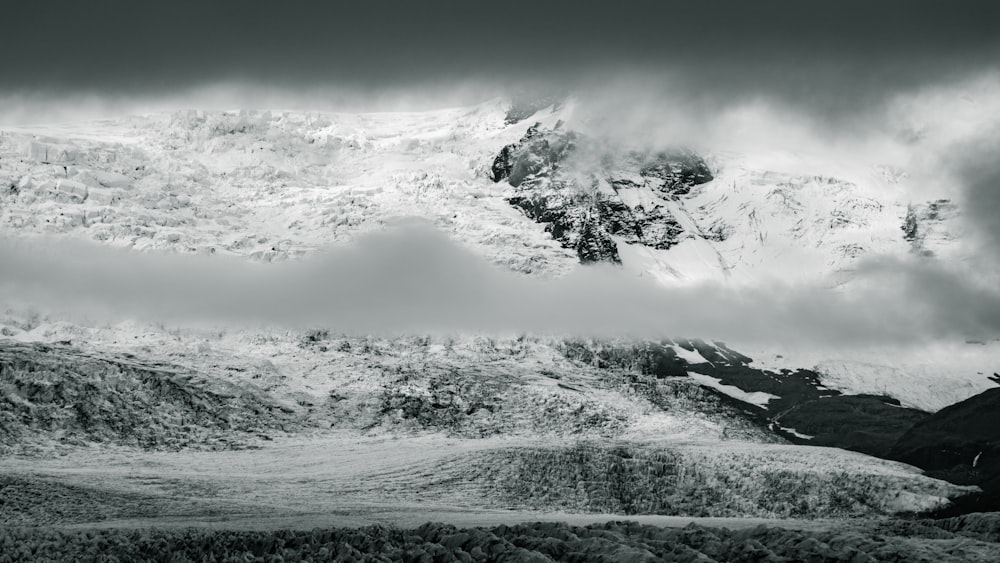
<box><xmin>0</xmin><ymin>97</ymin><xmax>997</xmax><ymax>524</ymax></box>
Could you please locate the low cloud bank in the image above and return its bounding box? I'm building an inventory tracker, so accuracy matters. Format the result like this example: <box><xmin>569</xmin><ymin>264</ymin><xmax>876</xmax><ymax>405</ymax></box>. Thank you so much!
<box><xmin>2</xmin><ymin>224</ymin><xmax>999</xmax><ymax>347</ymax></box>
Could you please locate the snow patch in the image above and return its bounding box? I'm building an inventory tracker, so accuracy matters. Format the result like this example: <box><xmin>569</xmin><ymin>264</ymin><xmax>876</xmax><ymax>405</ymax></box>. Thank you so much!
<box><xmin>774</xmin><ymin>423</ymin><xmax>814</xmax><ymax>440</ymax></box>
<box><xmin>671</xmin><ymin>345</ymin><xmax>707</xmax><ymax>365</ymax></box>
<box><xmin>816</xmin><ymin>358</ymin><xmax>997</xmax><ymax>412</ymax></box>
<box><xmin>687</xmin><ymin>371</ymin><xmax>778</xmax><ymax>408</ymax></box>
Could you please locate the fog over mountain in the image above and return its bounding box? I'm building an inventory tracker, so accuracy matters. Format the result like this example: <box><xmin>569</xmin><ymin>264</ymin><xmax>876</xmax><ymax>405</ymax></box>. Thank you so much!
<box><xmin>3</xmin><ymin>2</ymin><xmax>1000</xmax><ymax>560</ymax></box>
<box><xmin>2</xmin><ymin>221</ymin><xmax>1000</xmax><ymax>348</ymax></box>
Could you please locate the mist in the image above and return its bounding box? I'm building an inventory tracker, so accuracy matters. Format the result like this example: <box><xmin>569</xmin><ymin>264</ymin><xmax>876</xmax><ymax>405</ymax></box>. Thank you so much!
<box><xmin>1</xmin><ymin>223</ymin><xmax>998</xmax><ymax>348</ymax></box>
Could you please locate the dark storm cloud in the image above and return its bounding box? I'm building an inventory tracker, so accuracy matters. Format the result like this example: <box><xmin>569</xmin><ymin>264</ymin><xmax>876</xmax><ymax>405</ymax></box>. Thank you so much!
<box><xmin>5</xmin><ymin>1</ymin><xmax>1000</xmax><ymax>114</ymax></box>
<box><xmin>2</xmin><ymin>224</ymin><xmax>999</xmax><ymax>345</ymax></box>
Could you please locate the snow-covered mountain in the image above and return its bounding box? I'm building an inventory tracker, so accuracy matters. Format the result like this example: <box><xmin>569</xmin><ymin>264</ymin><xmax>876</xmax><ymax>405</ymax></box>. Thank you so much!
<box><xmin>0</xmin><ymin>97</ymin><xmax>968</xmax><ymax>281</ymax></box>
<box><xmin>1</xmin><ymin>97</ymin><xmax>997</xmax><ymax>523</ymax></box>
<box><xmin>1</xmin><ymin>98</ymin><xmax>991</xmax><ymax>393</ymax></box>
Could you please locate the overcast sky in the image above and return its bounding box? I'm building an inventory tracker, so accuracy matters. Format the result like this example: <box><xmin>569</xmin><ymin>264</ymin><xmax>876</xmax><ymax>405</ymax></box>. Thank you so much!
<box><xmin>5</xmin><ymin>1</ymin><xmax>1000</xmax><ymax>113</ymax></box>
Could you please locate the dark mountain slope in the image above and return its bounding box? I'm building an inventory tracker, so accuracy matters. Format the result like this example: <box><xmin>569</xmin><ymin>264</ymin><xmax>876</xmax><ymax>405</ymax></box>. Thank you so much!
<box><xmin>890</xmin><ymin>387</ymin><xmax>1000</xmax><ymax>515</ymax></box>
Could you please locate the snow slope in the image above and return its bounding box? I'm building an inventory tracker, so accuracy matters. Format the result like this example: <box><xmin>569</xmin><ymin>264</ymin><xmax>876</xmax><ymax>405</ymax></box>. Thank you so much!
<box><xmin>0</xmin><ymin>98</ymin><xmax>971</xmax><ymax>282</ymax></box>
<box><xmin>0</xmin><ymin>98</ymin><xmax>993</xmax><ymax>414</ymax></box>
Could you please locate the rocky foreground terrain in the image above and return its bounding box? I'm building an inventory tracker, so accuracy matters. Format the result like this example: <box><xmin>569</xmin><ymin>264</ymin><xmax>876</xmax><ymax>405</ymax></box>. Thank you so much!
<box><xmin>2</xmin><ymin>514</ymin><xmax>1000</xmax><ymax>562</ymax></box>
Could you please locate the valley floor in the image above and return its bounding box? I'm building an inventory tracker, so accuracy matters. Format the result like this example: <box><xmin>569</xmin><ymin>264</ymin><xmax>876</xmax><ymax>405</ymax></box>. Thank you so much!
<box><xmin>0</xmin><ymin>434</ymin><xmax>972</xmax><ymax>527</ymax></box>
<box><xmin>1</xmin><ymin>435</ymin><xmax>802</xmax><ymax>530</ymax></box>
<box><xmin>3</xmin><ymin>435</ymin><xmax>999</xmax><ymax>562</ymax></box>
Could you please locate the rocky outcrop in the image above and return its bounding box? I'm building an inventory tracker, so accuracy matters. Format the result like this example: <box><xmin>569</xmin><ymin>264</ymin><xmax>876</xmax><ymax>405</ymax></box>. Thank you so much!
<box><xmin>639</xmin><ymin>151</ymin><xmax>714</xmax><ymax>195</ymax></box>
<box><xmin>507</xmin><ymin>192</ymin><xmax>624</xmax><ymax>263</ymax></box>
<box><xmin>490</xmin><ymin>125</ymin><xmax>713</xmax><ymax>263</ymax></box>
<box><xmin>489</xmin><ymin>123</ymin><xmax>576</xmax><ymax>186</ymax></box>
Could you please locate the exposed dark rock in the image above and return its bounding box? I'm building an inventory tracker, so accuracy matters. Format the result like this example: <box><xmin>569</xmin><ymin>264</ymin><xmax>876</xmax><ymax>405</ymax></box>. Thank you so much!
<box><xmin>490</xmin><ymin>123</ymin><xmax>576</xmax><ymax>187</ymax></box>
<box><xmin>574</xmin><ymin>213</ymin><xmax>621</xmax><ymax>263</ymax></box>
<box><xmin>559</xmin><ymin>338</ymin><xmax>834</xmax><ymax>415</ymax></box>
<box><xmin>507</xmin><ymin>190</ymin><xmax>621</xmax><ymax>263</ymax></box>
<box><xmin>638</xmin><ymin>151</ymin><xmax>714</xmax><ymax>196</ymax></box>
<box><xmin>490</xmin><ymin>125</ymin><xmax>711</xmax><ymax>263</ymax></box>
<box><xmin>775</xmin><ymin>395</ymin><xmax>929</xmax><ymax>457</ymax></box>
<box><xmin>560</xmin><ymin>339</ymin><xmax>943</xmax><ymax>454</ymax></box>
<box><xmin>489</xmin><ymin>143</ymin><xmax>518</xmax><ymax>184</ymax></box>
<box><xmin>560</xmin><ymin>339</ymin><xmax>690</xmax><ymax>378</ymax></box>
<box><xmin>670</xmin><ymin>339</ymin><xmax>836</xmax><ymax>415</ymax></box>
<box><xmin>902</xmin><ymin>204</ymin><xmax>919</xmax><ymax>241</ymax></box>
<box><xmin>891</xmin><ymin>387</ymin><xmax>1000</xmax><ymax>514</ymax></box>
<box><xmin>891</xmin><ymin>387</ymin><xmax>1000</xmax><ymax>480</ymax></box>
<box><xmin>299</xmin><ymin>328</ymin><xmax>330</xmax><ymax>347</ymax></box>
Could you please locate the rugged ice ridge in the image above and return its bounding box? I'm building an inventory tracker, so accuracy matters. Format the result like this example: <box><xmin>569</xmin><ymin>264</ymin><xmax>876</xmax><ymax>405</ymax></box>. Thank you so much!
<box><xmin>0</xmin><ymin>97</ymin><xmax>970</xmax><ymax>285</ymax></box>
<box><xmin>0</xmin><ymin>101</ymin><xmax>578</xmax><ymax>275</ymax></box>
